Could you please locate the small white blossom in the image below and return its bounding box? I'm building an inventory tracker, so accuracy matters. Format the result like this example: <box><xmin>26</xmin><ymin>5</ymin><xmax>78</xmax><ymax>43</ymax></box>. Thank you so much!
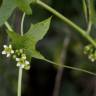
<box><xmin>91</xmin><ymin>59</ymin><xmax>95</xmax><ymax>62</ymax></box>
<box><xmin>16</xmin><ymin>54</ymin><xmax>30</xmax><ymax>69</ymax></box>
<box><xmin>88</xmin><ymin>54</ymin><xmax>95</xmax><ymax>62</ymax></box>
<box><xmin>22</xmin><ymin>54</ymin><xmax>26</xmax><ymax>60</ymax></box>
<box><xmin>2</xmin><ymin>44</ymin><xmax>14</xmax><ymax>57</ymax></box>
<box><xmin>19</xmin><ymin>49</ymin><xmax>23</xmax><ymax>53</ymax></box>
<box><xmin>25</xmin><ymin>61</ymin><xmax>29</xmax><ymax>65</ymax></box>
<box><xmin>16</xmin><ymin>62</ymin><xmax>25</xmax><ymax>68</ymax></box>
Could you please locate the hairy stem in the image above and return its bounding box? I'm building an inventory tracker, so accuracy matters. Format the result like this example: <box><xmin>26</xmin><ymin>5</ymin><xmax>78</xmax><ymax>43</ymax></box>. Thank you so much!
<box><xmin>37</xmin><ymin>0</ymin><xmax>96</xmax><ymax>47</ymax></box>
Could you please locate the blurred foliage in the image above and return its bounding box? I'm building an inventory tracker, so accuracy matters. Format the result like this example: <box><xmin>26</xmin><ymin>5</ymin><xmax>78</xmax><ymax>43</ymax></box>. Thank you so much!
<box><xmin>0</xmin><ymin>0</ymin><xmax>96</xmax><ymax>96</ymax></box>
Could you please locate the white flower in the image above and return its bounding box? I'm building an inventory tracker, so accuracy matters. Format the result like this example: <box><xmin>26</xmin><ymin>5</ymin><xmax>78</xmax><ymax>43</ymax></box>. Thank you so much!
<box><xmin>88</xmin><ymin>54</ymin><xmax>95</xmax><ymax>62</ymax></box>
<box><xmin>19</xmin><ymin>49</ymin><xmax>23</xmax><ymax>53</ymax></box>
<box><xmin>16</xmin><ymin>55</ymin><xmax>30</xmax><ymax>69</ymax></box>
<box><xmin>2</xmin><ymin>44</ymin><xmax>14</xmax><ymax>57</ymax></box>
<box><xmin>22</xmin><ymin>54</ymin><xmax>26</xmax><ymax>60</ymax></box>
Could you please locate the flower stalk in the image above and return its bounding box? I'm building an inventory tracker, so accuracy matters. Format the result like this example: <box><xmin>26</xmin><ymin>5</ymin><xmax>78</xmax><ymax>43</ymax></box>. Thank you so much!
<box><xmin>17</xmin><ymin>12</ymin><xmax>26</xmax><ymax>96</ymax></box>
<box><xmin>17</xmin><ymin>67</ymin><xmax>23</xmax><ymax>96</ymax></box>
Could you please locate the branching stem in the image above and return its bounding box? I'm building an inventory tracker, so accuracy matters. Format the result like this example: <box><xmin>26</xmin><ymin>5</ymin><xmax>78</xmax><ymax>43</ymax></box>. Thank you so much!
<box><xmin>37</xmin><ymin>0</ymin><xmax>96</xmax><ymax>47</ymax></box>
<box><xmin>4</xmin><ymin>3</ymin><xmax>96</xmax><ymax>94</ymax></box>
<box><xmin>45</xmin><ymin>59</ymin><xmax>96</xmax><ymax>76</ymax></box>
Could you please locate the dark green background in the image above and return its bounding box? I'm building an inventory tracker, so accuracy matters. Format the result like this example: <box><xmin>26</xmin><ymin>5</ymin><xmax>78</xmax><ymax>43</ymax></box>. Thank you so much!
<box><xmin>0</xmin><ymin>0</ymin><xmax>96</xmax><ymax>96</ymax></box>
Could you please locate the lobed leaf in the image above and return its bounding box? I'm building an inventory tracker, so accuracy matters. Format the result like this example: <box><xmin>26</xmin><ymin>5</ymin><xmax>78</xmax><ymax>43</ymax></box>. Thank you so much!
<box><xmin>25</xmin><ymin>17</ymin><xmax>52</xmax><ymax>42</ymax></box>
<box><xmin>7</xmin><ymin>17</ymin><xmax>52</xmax><ymax>61</ymax></box>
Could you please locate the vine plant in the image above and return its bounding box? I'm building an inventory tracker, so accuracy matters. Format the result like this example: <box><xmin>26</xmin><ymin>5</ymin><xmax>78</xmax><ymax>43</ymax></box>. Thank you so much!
<box><xmin>0</xmin><ymin>0</ymin><xmax>96</xmax><ymax>96</ymax></box>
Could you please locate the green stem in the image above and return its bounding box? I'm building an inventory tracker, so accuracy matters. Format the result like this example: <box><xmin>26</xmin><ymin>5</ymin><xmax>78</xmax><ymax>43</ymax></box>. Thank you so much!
<box><xmin>17</xmin><ymin>67</ymin><xmax>23</xmax><ymax>96</ymax></box>
<box><xmin>37</xmin><ymin>0</ymin><xmax>96</xmax><ymax>47</ymax></box>
<box><xmin>86</xmin><ymin>0</ymin><xmax>92</xmax><ymax>34</ymax></box>
<box><xmin>5</xmin><ymin>22</ymin><xmax>13</xmax><ymax>32</ymax></box>
<box><xmin>45</xmin><ymin>59</ymin><xmax>96</xmax><ymax>76</ymax></box>
<box><xmin>82</xmin><ymin>0</ymin><xmax>88</xmax><ymax>22</ymax></box>
<box><xmin>17</xmin><ymin>13</ymin><xmax>26</xmax><ymax>96</ymax></box>
<box><xmin>21</xmin><ymin>13</ymin><xmax>26</xmax><ymax>36</ymax></box>
<box><xmin>87</xmin><ymin>21</ymin><xmax>92</xmax><ymax>34</ymax></box>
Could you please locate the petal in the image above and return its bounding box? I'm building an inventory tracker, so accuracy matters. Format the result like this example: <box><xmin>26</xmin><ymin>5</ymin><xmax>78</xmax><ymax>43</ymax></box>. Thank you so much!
<box><xmin>25</xmin><ymin>61</ymin><xmax>29</xmax><ymax>65</ymax></box>
<box><xmin>21</xmin><ymin>65</ymin><xmax>24</xmax><ymax>68</ymax></box>
<box><xmin>17</xmin><ymin>63</ymin><xmax>20</xmax><ymax>67</ymax></box>
<box><xmin>91</xmin><ymin>59</ymin><xmax>95</xmax><ymax>62</ymax></box>
<box><xmin>9</xmin><ymin>45</ymin><xmax>12</xmax><ymax>48</ymax></box>
<box><xmin>22</xmin><ymin>56</ymin><xmax>26</xmax><ymax>60</ymax></box>
<box><xmin>3</xmin><ymin>45</ymin><xmax>7</xmax><ymax>48</ymax></box>
<box><xmin>11</xmin><ymin>50</ymin><xmax>14</xmax><ymax>54</ymax></box>
<box><xmin>22</xmin><ymin>54</ymin><xmax>26</xmax><ymax>59</ymax></box>
<box><xmin>2</xmin><ymin>51</ymin><xmax>6</xmax><ymax>54</ymax></box>
<box><xmin>16</xmin><ymin>58</ymin><xmax>20</xmax><ymax>61</ymax></box>
<box><xmin>6</xmin><ymin>53</ymin><xmax>10</xmax><ymax>57</ymax></box>
<box><xmin>88</xmin><ymin>56</ymin><xmax>91</xmax><ymax>59</ymax></box>
<box><xmin>19</xmin><ymin>49</ymin><xmax>23</xmax><ymax>53</ymax></box>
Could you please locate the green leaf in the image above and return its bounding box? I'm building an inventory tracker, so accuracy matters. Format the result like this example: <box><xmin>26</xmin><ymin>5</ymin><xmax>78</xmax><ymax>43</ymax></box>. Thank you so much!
<box><xmin>0</xmin><ymin>0</ymin><xmax>16</xmax><ymax>26</ymax></box>
<box><xmin>24</xmin><ymin>17</ymin><xmax>51</xmax><ymax>60</ymax></box>
<box><xmin>7</xmin><ymin>17</ymin><xmax>52</xmax><ymax>61</ymax></box>
<box><xmin>14</xmin><ymin>0</ymin><xmax>32</xmax><ymax>15</ymax></box>
<box><xmin>25</xmin><ymin>17</ymin><xmax>52</xmax><ymax>42</ymax></box>
<box><xmin>0</xmin><ymin>0</ymin><xmax>32</xmax><ymax>26</ymax></box>
<box><xmin>24</xmin><ymin>49</ymin><xmax>45</xmax><ymax>61</ymax></box>
<box><xmin>7</xmin><ymin>31</ymin><xmax>24</xmax><ymax>49</ymax></box>
<box><xmin>27</xmin><ymin>0</ymin><xmax>37</xmax><ymax>4</ymax></box>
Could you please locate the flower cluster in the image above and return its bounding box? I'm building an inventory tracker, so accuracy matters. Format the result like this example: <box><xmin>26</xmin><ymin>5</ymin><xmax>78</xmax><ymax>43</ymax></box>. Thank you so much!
<box><xmin>16</xmin><ymin>54</ymin><xmax>30</xmax><ymax>69</ymax></box>
<box><xmin>2</xmin><ymin>44</ymin><xmax>30</xmax><ymax>70</ymax></box>
<box><xmin>84</xmin><ymin>44</ymin><xmax>96</xmax><ymax>62</ymax></box>
<box><xmin>2</xmin><ymin>45</ymin><xmax>14</xmax><ymax>57</ymax></box>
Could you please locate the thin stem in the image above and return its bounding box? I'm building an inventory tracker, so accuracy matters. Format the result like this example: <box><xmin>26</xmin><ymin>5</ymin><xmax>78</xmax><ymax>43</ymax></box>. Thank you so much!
<box><xmin>21</xmin><ymin>13</ymin><xmax>26</xmax><ymax>36</ymax></box>
<box><xmin>82</xmin><ymin>0</ymin><xmax>88</xmax><ymax>22</ymax></box>
<box><xmin>45</xmin><ymin>59</ymin><xmax>96</xmax><ymax>76</ymax></box>
<box><xmin>37</xmin><ymin>0</ymin><xmax>96</xmax><ymax>47</ymax></box>
<box><xmin>86</xmin><ymin>0</ymin><xmax>92</xmax><ymax>34</ymax></box>
<box><xmin>17</xmin><ymin>67</ymin><xmax>23</xmax><ymax>96</ymax></box>
<box><xmin>53</xmin><ymin>35</ymin><xmax>70</xmax><ymax>96</ymax></box>
<box><xmin>5</xmin><ymin>22</ymin><xmax>13</xmax><ymax>32</ymax></box>
<box><xmin>87</xmin><ymin>21</ymin><xmax>92</xmax><ymax>34</ymax></box>
<box><xmin>17</xmin><ymin>13</ymin><xmax>25</xmax><ymax>96</ymax></box>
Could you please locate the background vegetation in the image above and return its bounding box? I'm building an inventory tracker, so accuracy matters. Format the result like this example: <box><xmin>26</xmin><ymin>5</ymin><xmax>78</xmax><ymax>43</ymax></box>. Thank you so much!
<box><xmin>0</xmin><ymin>0</ymin><xmax>96</xmax><ymax>96</ymax></box>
